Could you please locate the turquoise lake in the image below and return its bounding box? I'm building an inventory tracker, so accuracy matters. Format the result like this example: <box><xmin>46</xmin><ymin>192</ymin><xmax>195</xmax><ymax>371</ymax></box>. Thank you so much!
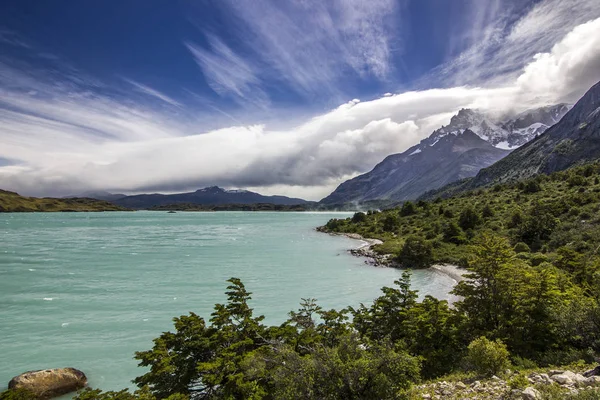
<box><xmin>0</xmin><ymin>211</ymin><xmax>458</xmax><ymax>395</ymax></box>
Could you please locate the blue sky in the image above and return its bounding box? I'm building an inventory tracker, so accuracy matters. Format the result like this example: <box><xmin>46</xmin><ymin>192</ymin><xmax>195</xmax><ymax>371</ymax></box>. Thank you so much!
<box><xmin>1</xmin><ymin>0</ymin><xmax>600</xmax><ymax>199</ymax></box>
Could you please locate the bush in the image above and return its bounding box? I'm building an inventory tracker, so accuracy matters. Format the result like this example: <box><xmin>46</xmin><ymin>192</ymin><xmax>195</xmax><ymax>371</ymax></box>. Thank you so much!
<box><xmin>482</xmin><ymin>204</ymin><xmax>495</xmax><ymax>218</ymax></box>
<box><xmin>0</xmin><ymin>389</ymin><xmax>36</xmax><ymax>400</ymax></box>
<box><xmin>400</xmin><ymin>201</ymin><xmax>417</xmax><ymax>216</ymax></box>
<box><xmin>382</xmin><ymin>214</ymin><xmax>400</xmax><ymax>232</ymax></box>
<box><xmin>513</xmin><ymin>242</ymin><xmax>531</xmax><ymax>253</ymax></box>
<box><xmin>459</xmin><ymin>207</ymin><xmax>481</xmax><ymax>230</ymax></box>
<box><xmin>508</xmin><ymin>373</ymin><xmax>530</xmax><ymax>390</ymax></box>
<box><xmin>442</xmin><ymin>221</ymin><xmax>466</xmax><ymax>244</ymax></box>
<box><xmin>463</xmin><ymin>337</ymin><xmax>510</xmax><ymax>377</ymax></box>
<box><xmin>523</xmin><ymin>180</ymin><xmax>541</xmax><ymax>193</ymax></box>
<box><xmin>397</xmin><ymin>236</ymin><xmax>433</xmax><ymax>268</ymax></box>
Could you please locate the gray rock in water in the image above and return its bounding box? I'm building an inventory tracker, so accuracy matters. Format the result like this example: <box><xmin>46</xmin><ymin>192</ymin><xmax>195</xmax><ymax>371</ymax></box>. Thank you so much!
<box><xmin>8</xmin><ymin>368</ymin><xmax>87</xmax><ymax>399</ymax></box>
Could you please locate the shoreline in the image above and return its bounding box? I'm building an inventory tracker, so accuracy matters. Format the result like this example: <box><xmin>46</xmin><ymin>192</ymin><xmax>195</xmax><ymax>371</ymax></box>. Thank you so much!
<box><xmin>322</xmin><ymin>230</ymin><xmax>468</xmax><ymax>281</ymax></box>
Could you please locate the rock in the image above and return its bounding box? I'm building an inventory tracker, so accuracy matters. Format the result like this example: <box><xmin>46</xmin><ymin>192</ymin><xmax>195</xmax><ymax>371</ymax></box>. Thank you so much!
<box><xmin>456</xmin><ymin>382</ymin><xmax>467</xmax><ymax>389</ymax></box>
<box><xmin>522</xmin><ymin>387</ymin><xmax>542</xmax><ymax>400</ymax></box>
<box><xmin>8</xmin><ymin>368</ymin><xmax>87</xmax><ymax>399</ymax></box>
<box><xmin>550</xmin><ymin>370</ymin><xmax>565</xmax><ymax>375</ymax></box>
<box><xmin>584</xmin><ymin>366</ymin><xmax>600</xmax><ymax>377</ymax></box>
<box><xmin>552</xmin><ymin>373</ymin><xmax>574</xmax><ymax>385</ymax></box>
<box><xmin>421</xmin><ymin>394</ymin><xmax>431</xmax><ymax>399</ymax></box>
<box><xmin>584</xmin><ymin>376</ymin><xmax>600</xmax><ymax>386</ymax></box>
<box><xmin>540</xmin><ymin>373</ymin><xmax>552</xmax><ymax>384</ymax></box>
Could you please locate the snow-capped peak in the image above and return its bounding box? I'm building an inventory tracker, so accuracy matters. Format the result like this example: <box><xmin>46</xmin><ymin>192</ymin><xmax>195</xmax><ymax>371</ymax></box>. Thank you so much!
<box><xmin>419</xmin><ymin>104</ymin><xmax>571</xmax><ymax>151</ymax></box>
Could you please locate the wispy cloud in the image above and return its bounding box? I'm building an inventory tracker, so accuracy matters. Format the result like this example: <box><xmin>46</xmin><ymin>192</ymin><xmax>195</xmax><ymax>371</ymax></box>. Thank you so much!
<box><xmin>185</xmin><ymin>35</ymin><xmax>268</xmax><ymax>107</ymax></box>
<box><xmin>124</xmin><ymin>79</ymin><xmax>182</xmax><ymax>107</ymax></box>
<box><xmin>186</xmin><ymin>0</ymin><xmax>399</xmax><ymax>103</ymax></box>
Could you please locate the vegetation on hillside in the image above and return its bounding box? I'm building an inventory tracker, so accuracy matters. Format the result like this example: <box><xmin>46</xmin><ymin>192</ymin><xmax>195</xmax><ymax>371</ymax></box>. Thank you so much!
<box><xmin>0</xmin><ymin>190</ymin><xmax>128</xmax><ymax>212</ymax></box>
<box><xmin>323</xmin><ymin>161</ymin><xmax>600</xmax><ymax>274</ymax></box>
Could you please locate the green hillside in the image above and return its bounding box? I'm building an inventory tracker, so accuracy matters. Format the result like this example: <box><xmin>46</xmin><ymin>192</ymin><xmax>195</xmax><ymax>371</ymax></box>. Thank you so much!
<box><xmin>0</xmin><ymin>189</ymin><xmax>128</xmax><ymax>212</ymax></box>
<box><xmin>322</xmin><ymin>161</ymin><xmax>600</xmax><ymax>274</ymax></box>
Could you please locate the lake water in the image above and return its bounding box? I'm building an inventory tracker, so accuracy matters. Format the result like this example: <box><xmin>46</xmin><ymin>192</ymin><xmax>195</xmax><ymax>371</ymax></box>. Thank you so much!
<box><xmin>0</xmin><ymin>211</ymin><xmax>458</xmax><ymax>395</ymax></box>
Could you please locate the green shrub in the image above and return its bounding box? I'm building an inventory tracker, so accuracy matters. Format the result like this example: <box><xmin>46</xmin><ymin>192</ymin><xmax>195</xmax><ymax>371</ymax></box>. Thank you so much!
<box><xmin>459</xmin><ymin>207</ymin><xmax>481</xmax><ymax>230</ymax></box>
<box><xmin>0</xmin><ymin>389</ymin><xmax>36</xmax><ymax>400</ymax></box>
<box><xmin>514</xmin><ymin>242</ymin><xmax>531</xmax><ymax>253</ymax></box>
<box><xmin>482</xmin><ymin>204</ymin><xmax>495</xmax><ymax>218</ymax></box>
<box><xmin>442</xmin><ymin>221</ymin><xmax>466</xmax><ymax>244</ymax></box>
<box><xmin>507</xmin><ymin>373</ymin><xmax>530</xmax><ymax>390</ymax></box>
<box><xmin>463</xmin><ymin>337</ymin><xmax>510</xmax><ymax>377</ymax></box>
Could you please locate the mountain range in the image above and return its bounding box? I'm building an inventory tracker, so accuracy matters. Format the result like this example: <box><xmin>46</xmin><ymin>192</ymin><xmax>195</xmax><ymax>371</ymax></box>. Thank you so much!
<box><xmin>320</xmin><ymin>104</ymin><xmax>570</xmax><ymax>205</ymax></box>
<box><xmin>105</xmin><ymin>186</ymin><xmax>308</xmax><ymax>209</ymax></box>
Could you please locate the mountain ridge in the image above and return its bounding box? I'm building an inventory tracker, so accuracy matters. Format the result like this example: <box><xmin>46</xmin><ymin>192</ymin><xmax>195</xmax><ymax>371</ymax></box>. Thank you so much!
<box><xmin>320</xmin><ymin>104</ymin><xmax>569</xmax><ymax>205</ymax></box>
<box><xmin>427</xmin><ymin>80</ymin><xmax>600</xmax><ymax>196</ymax></box>
<box><xmin>111</xmin><ymin>186</ymin><xmax>308</xmax><ymax>209</ymax></box>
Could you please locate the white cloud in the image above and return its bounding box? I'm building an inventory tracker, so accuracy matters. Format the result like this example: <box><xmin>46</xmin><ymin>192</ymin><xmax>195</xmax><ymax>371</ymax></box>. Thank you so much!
<box><xmin>433</xmin><ymin>0</ymin><xmax>600</xmax><ymax>87</ymax></box>
<box><xmin>1</xmin><ymin>13</ymin><xmax>600</xmax><ymax>200</ymax></box>
<box><xmin>516</xmin><ymin>18</ymin><xmax>600</xmax><ymax>103</ymax></box>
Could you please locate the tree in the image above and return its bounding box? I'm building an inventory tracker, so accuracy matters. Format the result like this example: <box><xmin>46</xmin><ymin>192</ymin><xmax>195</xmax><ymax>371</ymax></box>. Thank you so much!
<box><xmin>397</xmin><ymin>236</ymin><xmax>433</xmax><ymax>268</ymax></box>
<box><xmin>517</xmin><ymin>202</ymin><xmax>559</xmax><ymax>250</ymax></box>
<box><xmin>522</xmin><ymin>180</ymin><xmax>541</xmax><ymax>193</ymax></box>
<box><xmin>482</xmin><ymin>204</ymin><xmax>495</xmax><ymax>219</ymax></box>
<box><xmin>458</xmin><ymin>206</ymin><xmax>481</xmax><ymax>231</ymax></box>
<box><xmin>400</xmin><ymin>201</ymin><xmax>417</xmax><ymax>216</ymax></box>
<box><xmin>382</xmin><ymin>214</ymin><xmax>399</xmax><ymax>232</ymax></box>
<box><xmin>134</xmin><ymin>278</ymin><xmax>267</xmax><ymax>399</ymax></box>
<box><xmin>442</xmin><ymin>221</ymin><xmax>465</xmax><ymax>244</ymax></box>
<box><xmin>351</xmin><ymin>212</ymin><xmax>367</xmax><ymax>223</ymax></box>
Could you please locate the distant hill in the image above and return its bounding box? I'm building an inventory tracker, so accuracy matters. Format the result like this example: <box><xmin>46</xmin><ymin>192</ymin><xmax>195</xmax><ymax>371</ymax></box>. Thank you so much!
<box><xmin>0</xmin><ymin>190</ymin><xmax>129</xmax><ymax>212</ymax></box>
<box><xmin>112</xmin><ymin>186</ymin><xmax>308</xmax><ymax>209</ymax></box>
<box><xmin>65</xmin><ymin>191</ymin><xmax>127</xmax><ymax>201</ymax></box>
<box><xmin>425</xmin><ymin>79</ymin><xmax>600</xmax><ymax>198</ymax></box>
<box><xmin>320</xmin><ymin>105</ymin><xmax>569</xmax><ymax>205</ymax></box>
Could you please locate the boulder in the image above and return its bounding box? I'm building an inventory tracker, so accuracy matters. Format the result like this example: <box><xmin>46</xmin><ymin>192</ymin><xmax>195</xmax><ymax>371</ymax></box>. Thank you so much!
<box><xmin>584</xmin><ymin>366</ymin><xmax>600</xmax><ymax>377</ymax></box>
<box><xmin>522</xmin><ymin>387</ymin><xmax>542</xmax><ymax>400</ymax></box>
<box><xmin>551</xmin><ymin>373</ymin><xmax>573</xmax><ymax>385</ymax></box>
<box><xmin>8</xmin><ymin>368</ymin><xmax>87</xmax><ymax>399</ymax></box>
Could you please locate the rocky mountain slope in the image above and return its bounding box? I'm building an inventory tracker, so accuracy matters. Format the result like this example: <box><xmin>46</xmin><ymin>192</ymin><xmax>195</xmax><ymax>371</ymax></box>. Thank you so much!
<box><xmin>321</xmin><ymin>130</ymin><xmax>509</xmax><ymax>205</ymax></box>
<box><xmin>321</xmin><ymin>104</ymin><xmax>569</xmax><ymax>205</ymax></box>
<box><xmin>112</xmin><ymin>186</ymin><xmax>307</xmax><ymax>209</ymax></box>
